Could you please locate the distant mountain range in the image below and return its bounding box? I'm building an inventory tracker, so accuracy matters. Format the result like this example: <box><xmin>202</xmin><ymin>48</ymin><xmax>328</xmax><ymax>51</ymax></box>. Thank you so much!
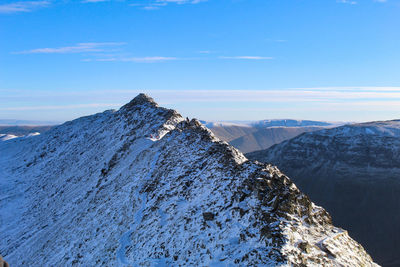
<box><xmin>0</xmin><ymin>119</ymin><xmax>340</xmax><ymax>153</ymax></box>
<box><xmin>0</xmin><ymin>95</ymin><xmax>376</xmax><ymax>266</ymax></box>
<box><xmin>0</xmin><ymin>125</ymin><xmax>53</xmax><ymax>137</ymax></box>
<box><xmin>0</xmin><ymin>119</ymin><xmax>60</xmax><ymax>126</ymax></box>
<box><xmin>204</xmin><ymin>119</ymin><xmax>341</xmax><ymax>153</ymax></box>
<box><xmin>247</xmin><ymin>120</ymin><xmax>400</xmax><ymax>266</ymax></box>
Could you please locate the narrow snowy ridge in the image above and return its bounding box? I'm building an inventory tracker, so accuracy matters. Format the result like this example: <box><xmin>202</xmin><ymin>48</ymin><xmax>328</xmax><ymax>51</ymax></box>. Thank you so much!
<box><xmin>0</xmin><ymin>94</ymin><xmax>377</xmax><ymax>266</ymax></box>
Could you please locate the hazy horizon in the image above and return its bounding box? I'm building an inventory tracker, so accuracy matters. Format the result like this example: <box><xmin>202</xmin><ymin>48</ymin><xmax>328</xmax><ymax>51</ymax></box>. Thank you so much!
<box><xmin>1</xmin><ymin>0</ymin><xmax>400</xmax><ymax>122</ymax></box>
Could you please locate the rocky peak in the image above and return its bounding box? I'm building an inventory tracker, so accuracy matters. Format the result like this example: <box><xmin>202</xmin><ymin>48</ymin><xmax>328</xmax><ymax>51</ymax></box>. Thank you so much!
<box><xmin>0</xmin><ymin>94</ymin><xmax>378</xmax><ymax>266</ymax></box>
<box><xmin>120</xmin><ymin>93</ymin><xmax>158</xmax><ymax>112</ymax></box>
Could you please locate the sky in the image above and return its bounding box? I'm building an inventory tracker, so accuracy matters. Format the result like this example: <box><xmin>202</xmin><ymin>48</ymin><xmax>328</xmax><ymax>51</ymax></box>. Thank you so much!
<box><xmin>1</xmin><ymin>0</ymin><xmax>400</xmax><ymax>123</ymax></box>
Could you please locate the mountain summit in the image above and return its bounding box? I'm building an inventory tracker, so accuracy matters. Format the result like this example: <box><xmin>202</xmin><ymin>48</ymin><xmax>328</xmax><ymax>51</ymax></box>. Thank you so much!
<box><xmin>0</xmin><ymin>94</ymin><xmax>377</xmax><ymax>266</ymax></box>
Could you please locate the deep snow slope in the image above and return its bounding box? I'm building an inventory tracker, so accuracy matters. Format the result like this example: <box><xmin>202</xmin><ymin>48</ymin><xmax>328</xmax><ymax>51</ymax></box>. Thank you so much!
<box><xmin>0</xmin><ymin>94</ymin><xmax>377</xmax><ymax>266</ymax></box>
<box><xmin>247</xmin><ymin>120</ymin><xmax>400</xmax><ymax>266</ymax></box>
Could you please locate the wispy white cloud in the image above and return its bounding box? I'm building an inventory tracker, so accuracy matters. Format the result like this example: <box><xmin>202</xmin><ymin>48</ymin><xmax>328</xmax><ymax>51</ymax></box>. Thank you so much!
<box><xmin>142</xmin><ymin>4</ymin><xmax>164</xmax><ymax>10</ymax></box>
<box><xmin>219</xmin><ymin>56</ymin><xmax>274</xmax><ymax>60</ymax></box>
<box><xmin>3</xmin><ymin>87</ymin><xmax>400</xmax><ymax>121</ymax></box>
<box><xmin>0</xmin><ymin>103</ymin><xmax>119</xmax><ymax>111</ymax></box>
<box><xmin>132</xmin><ymin>0</ymin><xmax>207</xmax><ymax>10</ymax></box>
<box><xmin>337</xmin><ymin>0</ymin><xmax>357</xmax><ymax>4</ymax></box>
<box><xmin>83</xmin><ymin>56</ymin><xmax>177</xmax><ymax>62</ymax></box>
<box><xmin>0</xmin><ymin>1</ymin><xmax>50</xmax><ymax>14</ymax></box>
<box><xmin>138</xmin><ymin>88</ymin><xmax>400</xmax><ymax>103</ymax></box>
<box><xmin>83</xmin><ymin>55</ymin><xmax>273</xmax><ymax>62</ymax></box>
<box><xmin>13</xmin><ymin>42</ymin><xmax>126</xmax><ymax>54</ymax></box>
<box><xmin>81</xmin><ymin>0</ymin><xmax>109</xmax><ymax>3</ymax></box>
<box><xmin>5</xmin><ymin>87</ymin><xmax>400</xmax><ymax>103</ymax></box>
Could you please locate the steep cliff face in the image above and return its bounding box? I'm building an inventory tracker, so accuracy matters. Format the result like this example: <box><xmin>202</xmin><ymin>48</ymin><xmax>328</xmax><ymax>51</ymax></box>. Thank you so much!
<box><xmin>0</xmin><ymin>94</ymin><xmax>377</xmax><ymax>266</ymax></box>
<box><xmin>247</xmin><ymin>121</ymin><xmax>400</xmax><ymax>266</ymax></box>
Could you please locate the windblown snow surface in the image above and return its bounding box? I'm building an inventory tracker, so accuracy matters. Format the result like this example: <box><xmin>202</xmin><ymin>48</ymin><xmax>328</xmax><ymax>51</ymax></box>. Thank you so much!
<box><xmin>0</xmin><ymin>94</ymin><xmax>377</xmax><ymax>266</ymax></box>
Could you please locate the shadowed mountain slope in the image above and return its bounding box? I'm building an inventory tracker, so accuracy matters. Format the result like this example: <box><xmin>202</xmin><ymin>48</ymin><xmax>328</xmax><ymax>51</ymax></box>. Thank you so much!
<box><xmin>247</xmin><ymin>120</ymin><xmax>400</xmax><ymax>266</ymax></box>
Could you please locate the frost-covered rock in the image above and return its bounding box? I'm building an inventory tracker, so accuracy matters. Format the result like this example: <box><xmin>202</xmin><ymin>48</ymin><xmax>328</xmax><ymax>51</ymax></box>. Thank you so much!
<box><xmin>0</xmin><ymin>94</ymin><xmax>377</xmax><ymax>266</ymax></box>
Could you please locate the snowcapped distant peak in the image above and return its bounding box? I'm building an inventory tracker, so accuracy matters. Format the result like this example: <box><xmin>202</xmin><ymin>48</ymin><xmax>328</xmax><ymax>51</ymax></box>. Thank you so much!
<box><xmin>252</xmin><ymin>119</ymin><xmax>334</xmax><ymax>128</ymax></box>
<box><xmin>310</xmin><ymin>120</ymin><xmax>400</xmax><ymax>138</ymax></box>
<box><xmin>26</xmin><ymin>132</ymin><xmax>40</xmax><ymax>137</ymax></box>
<box><xmin>0</xmin><ymin>134</ymin><xmax>18</xmax><ymax>141</ymax></box>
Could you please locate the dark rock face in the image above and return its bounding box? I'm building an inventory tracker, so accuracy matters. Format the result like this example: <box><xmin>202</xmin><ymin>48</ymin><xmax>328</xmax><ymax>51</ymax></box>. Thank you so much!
<box><xmin>0</xmin><ymin>256</ymin><xmax>9</xmax><ymax>267</ymax></box>
<box><xmin>202</xmin><ymin>212</ymin><xmax>215</xmax><ymax>221</ymax></box>
<box><xmin>246</xmin><ymin>121</ymin><xmax>400</xmax><ymax>266</ymax></box>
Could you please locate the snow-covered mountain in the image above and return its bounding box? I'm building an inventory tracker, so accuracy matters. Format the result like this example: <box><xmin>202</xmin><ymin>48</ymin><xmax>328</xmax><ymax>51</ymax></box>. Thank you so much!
<box><xmin>0</xmin><ymin>125</ymin><xmax>51</xmax><ymax>142</ymax></box>
<box><xmin>0</xmin><ymin>132</ymin><xmax>40</xmax><ymax>142</ymax></box>
<box><xmin>200</xmin><ymin>121</ymin><xmax>257</xmax><ymax>142</ymax></box>
<box><xmin>250</xmin><ymin>119</ymin><xmax>335</xmax><ymax>128</ymax></box>
<box><xmin>229</xmin><ymin>126</ymin><xmax>328</xmax><ymax>153</ymax></box>
<box><xmin>0</xmin><ymin>94</ymin><xmax>377</xmax><ymax>266</ymax></box>
<box><xmin>205</xmin><ymin>120</ymin><xmax>339</xmax><ymax>153</ymax></box>
<box><xmin>0</xmin><ymin>119</ymin><xmax>60</xmax><ymax>126</ymax></box>
<box><xmin>246</xmin><ymin>120</ymin><xmax>400</xmax><ymax>266</ymax></box>
<box><xmin>0</xmin><ymin>134</ymin><xmax>18</xmax><ymax>141</ymax></box>
<box><xmin>0</xmin><ymin>125</ymin><xmax>53</xmax><ymax>136</ymax></box>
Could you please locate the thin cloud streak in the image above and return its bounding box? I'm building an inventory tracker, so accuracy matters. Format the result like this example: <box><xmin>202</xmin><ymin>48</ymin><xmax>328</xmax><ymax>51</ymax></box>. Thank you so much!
<box><xmin>13</xmin><ymin>42</ymin><xmax>126</xmax><ymax>54</ymax></box>
<box><xmin>133</xmin><ymin>0</ymin><xmax>207</xmax><ymax>10</ymax></box>
<box><xmin>337</xmin><ymin>0</ymin><xmax>357</xmax><ymax>4</ymax></box>
<box><xmin>2</xmin><ymin>88</ymin><xmax>400</xmax><ymax>122</ymax></box>
<box><xmin>0</xmin><ymin>103</ymin><xmax>120</xmax><ymax>111</ymax></box>
<box><xmin>83</xmin><ymin>56</ymin><xmax>177</xmax><ymax>62</ymax></box>
<box><xmin>81</xmin><ymin>0</ymin><xmax>109</xmax><ymax>3</ymax></box>
<box><xmin>142</xmin><ymin>88</ymin><xmax>400</xmax><ymax>103</ymax></box>
<box><xmin>3</xmin><ymin>87</ymin><xmax>400</xmax><ymax>103</ymax></box>
<box><xmin>219</xmin><ymin>56</ymin><xmax>274</xmax><ymax>60</ymax></box>
<box><xmin>0</xmin><ymin>1</ymin><xmax>50</xmax><ymax>14</ymax></box>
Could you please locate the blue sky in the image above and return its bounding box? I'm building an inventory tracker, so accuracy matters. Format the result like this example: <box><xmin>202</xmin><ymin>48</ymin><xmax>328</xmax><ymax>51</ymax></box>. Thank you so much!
<box><xmin>1</xmin><ymin>0</ymin><xmax>400</xmax><ymax>122</ymax></box>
